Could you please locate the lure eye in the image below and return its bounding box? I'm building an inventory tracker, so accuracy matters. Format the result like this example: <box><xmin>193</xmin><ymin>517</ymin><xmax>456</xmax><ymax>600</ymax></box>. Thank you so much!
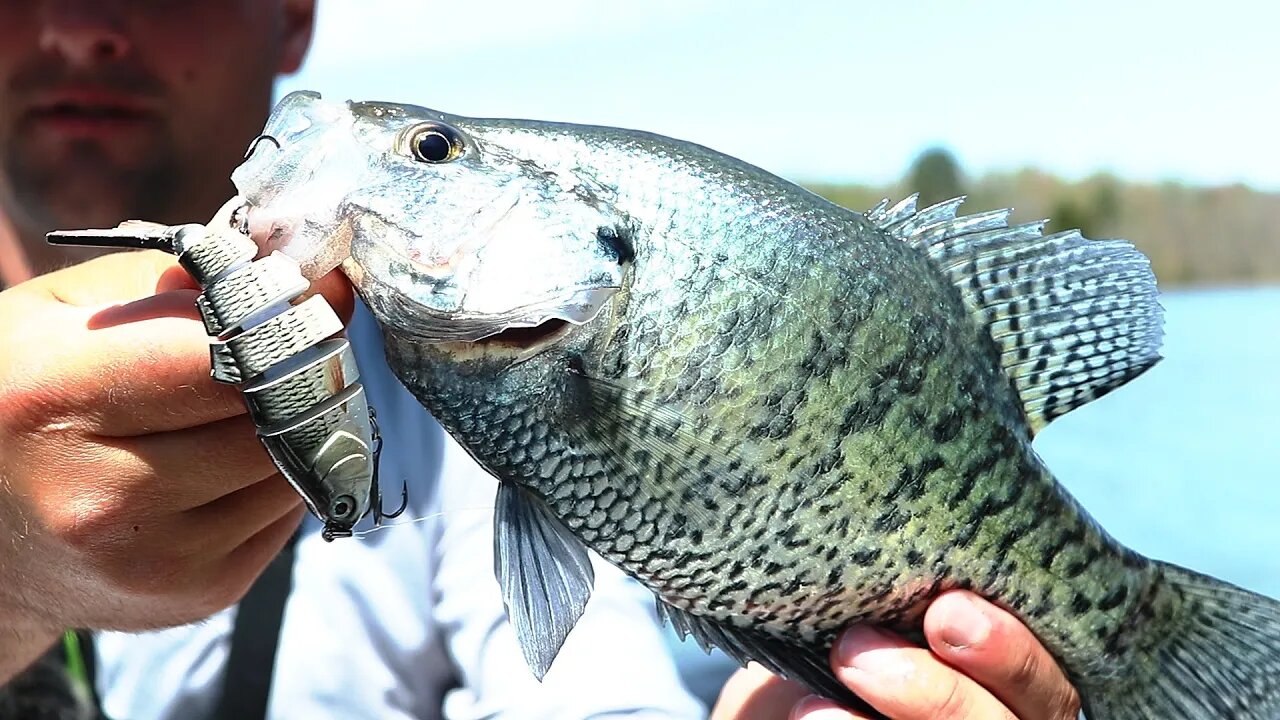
<box><xmin>329</xmin><ymin>494</ymin><xmax>357</xmax><ymax>522</ymax></box>
<box><xmin>409</xmin><ymin>123</ymin><xmax>464</xmax><ymax>163</ymax></box>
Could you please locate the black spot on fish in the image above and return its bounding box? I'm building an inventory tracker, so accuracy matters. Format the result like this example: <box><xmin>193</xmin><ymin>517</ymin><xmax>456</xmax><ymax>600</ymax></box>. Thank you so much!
<box><xmin>595</xmin><ymin>225</ymin><xmax>635</xmax><ymax>265</ymax></box>
<box><xmin>891</xmin><ymin>454</ymin><xmax>946</xmax><ymax>502</ymax></box>
<box><xmin>953</xmin><ymin>520</ymin><xmax>980</xmax><ymax>549</ymax></box>
<box><xmin>1026</xmin><ymin>593</ymin><xmax>1055</xmax><ymax>619</ymax></box>
<box><xmin>814</xmin><ymin>448</ymin><xmax>842</xmax><ymax>475</ymax></box>
<box><xmin>1070</xmin><ymin>591</ymin><xmax>1093</xmax><ymax>615</ymax></box>
<box><xmin>872</xmin><ymin>507</ymin><xmax>909</xmax><ymax>534</ymax></box>
<box><xmin>1097</xmin><ymin>584</ymin><xmax>1129</xmax><ymax>611</ymax></box>
<box><xmin>906</xmin><ymin>549</ymin><xmax>924</xmax><ymax>565</ymax></box>
<box><xmin>932</xmin><ymin>407</ymin><xmax>965</xmax><ymax>443</ymax></box>
<box><xmin>994</xmin><ymin>525</ymin><xmax>1025</xmax><ymax>560</ymax></box>
<box><xmin>837</xmin><ymin>393</ymin><xmax>893</xmax><ymax>439</ymax></box>
<box><xmin>1063</xmin><ymin>556</ymin><xmax>1091</xmax><ymax>578</ymax></box>
<box><xmin>754</xmin><ymin>581</ymin><xmax>784</xmax><ymax>596</ymax></box>
<box><xmin>785</xmin><ymin>535</ymin><xmax>812</xmax><ymax>550</ymax></box>
<box><xmin>826</xmin><ymin>566</ymin><xmax>843</xmax><ymax>586</ymax></box>
<box><xmin>851</xmin><ymin>547</ymin><xmax>882</xmax><ymax>566</ymax></box>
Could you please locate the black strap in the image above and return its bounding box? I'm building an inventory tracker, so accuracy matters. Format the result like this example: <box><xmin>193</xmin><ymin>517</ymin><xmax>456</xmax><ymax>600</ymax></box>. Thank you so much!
<box><xmin>211</xmin><ymin>532</ymin><xmax>300</xmax><ymax>720</ymax></box>
<box><xmin>75</xmin><ymin>629</ymin><xmax>105</xmax><ymax>719</ymax></box>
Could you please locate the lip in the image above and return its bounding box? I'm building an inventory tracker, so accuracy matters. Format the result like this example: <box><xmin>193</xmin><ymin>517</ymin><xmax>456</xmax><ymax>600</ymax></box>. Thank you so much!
<box><xmin>23</xmin><ymin>87</ymin><xmax>159</xmax><ymax>138</ymax></box>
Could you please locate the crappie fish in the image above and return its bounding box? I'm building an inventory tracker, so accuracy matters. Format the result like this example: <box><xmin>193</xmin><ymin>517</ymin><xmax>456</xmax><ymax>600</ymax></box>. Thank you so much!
<box><xmin>232</xmin><ymin>91</ymin><xmax>1280</xmax><ymax>719</ymax></box>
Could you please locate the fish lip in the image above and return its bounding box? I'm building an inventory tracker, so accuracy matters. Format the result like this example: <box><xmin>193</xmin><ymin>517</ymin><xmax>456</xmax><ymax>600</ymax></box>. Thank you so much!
<box><xmin>359</xmin><ymin>266</ymin><xmax>613</xmax><ymax>362</ymax></box>
<box><xmin>434</xmin><ymin>316</ymin><xmax>582</xmax><ymax>365</ymax></box>
<box><xmin>381</xmin><ymin>284</ymin><xmax>615</xmax><ymax>345</ymax></box>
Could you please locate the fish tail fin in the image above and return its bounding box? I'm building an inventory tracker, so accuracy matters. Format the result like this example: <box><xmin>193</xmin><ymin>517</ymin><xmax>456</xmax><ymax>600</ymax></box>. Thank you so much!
<box><xmin>1081</xmin><ymin>561</ymin><xmax>1280</xmax><ymax>719</ymax></box>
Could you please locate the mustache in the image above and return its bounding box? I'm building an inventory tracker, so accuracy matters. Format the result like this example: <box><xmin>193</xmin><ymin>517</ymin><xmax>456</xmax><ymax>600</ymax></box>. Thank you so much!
<box><xmin>8</xmin><ymin>58</ymin><xmax>164</xmax><ymax>99</ymax></box>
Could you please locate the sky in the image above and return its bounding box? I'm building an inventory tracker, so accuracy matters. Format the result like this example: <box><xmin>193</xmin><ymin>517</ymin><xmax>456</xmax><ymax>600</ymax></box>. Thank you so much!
<box><xmin>279</xmin><ymin>1</ymin><xmax>1280</xmax><ymax>191</ymax></box>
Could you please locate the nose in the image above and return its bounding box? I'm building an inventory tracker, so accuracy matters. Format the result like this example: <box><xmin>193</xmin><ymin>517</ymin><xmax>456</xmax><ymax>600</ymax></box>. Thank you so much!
<box><xmin>38</xmin><ymin>1</ymin><xmax>130</xmax><ymax>66</ymax></box>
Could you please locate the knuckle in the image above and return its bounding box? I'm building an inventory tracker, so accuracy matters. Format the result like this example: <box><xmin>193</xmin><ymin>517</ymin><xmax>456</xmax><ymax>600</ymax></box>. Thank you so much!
<box><xmin>195</xmin><ymin>572</ymin><xmax>251</xmax><ymax>615</ymax></box>
<box><xmin>0</xmin><ymin>372</ymin><xmax>67</xmax><ymax>437</ymax></box>
<box><xmin>44</xmin><ymin>479</ymin><xmax>138</xmax><ymax>552</ymax></box>
<box><xmin>1007</xmin><ymin>642</ymin><xmax>1044</xmax><ymax>689</ymax></box>
<box><xmin>44</xmin><ymin>499</ymin><xmax>120</xmax><ymax>554</ymax></box>
<box><xmin>111</xmin><ymin>553</ymin><xmax>184</xmax><ymax>598</ymax></box>
<box><xmin>928</xmin><ymin>674</ymin><xmax>976</xmax><ymax>719</ymax></box>
<box><xmin>1047</xmin><ymin>682</ymin><xmax>1083</xmax><ymax>720</ymax></box>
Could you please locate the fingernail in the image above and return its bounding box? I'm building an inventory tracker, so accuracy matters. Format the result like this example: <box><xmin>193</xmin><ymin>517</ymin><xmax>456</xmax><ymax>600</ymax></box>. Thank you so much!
<box><xmin>938</xmin><ymin>594</ymin><xmax>992</xmax><ymax>649</ymax></box>
<box><xmin>836</xmin><ymin>626</ymin><xmax>913</xmax><ymax>678</ymax></box>
<box><xmin>791</xmin><ymin>695</ymin><xmax>855</xmax><ymax>720</ymax></box>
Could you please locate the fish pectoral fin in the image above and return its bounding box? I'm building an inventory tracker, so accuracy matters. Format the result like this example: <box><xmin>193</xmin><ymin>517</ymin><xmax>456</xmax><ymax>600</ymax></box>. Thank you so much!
<box><xmin>655</xmin><ymin>600</ymin><xmax>873</xmax><ymax>714</ymax></box>
<box><xmin>494</xmin><ymin>481</ymin><xmax>596</xmax><ymax>681</ymax></box>
<box><xmin>565</xmin><ymin>367</ymin><xmax>769</xmax><ymax>504</ymax></box>
<box><xmin>868</xmin><ymin>194</ymin><xmax>1163</xmax><ymax>435</ymax></box>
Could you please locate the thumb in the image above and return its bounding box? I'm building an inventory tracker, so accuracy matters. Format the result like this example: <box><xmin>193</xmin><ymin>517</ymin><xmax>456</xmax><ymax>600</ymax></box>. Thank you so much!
<box><xmin>302</xmin><ymin>266</ymin><xmax>356</xmax><ymax>325</ymax></box>
<box><xmin>26</xmin><ymin>249</ymin><xmax>184</xmax><ymax>308</ymax></box>
<box><xmin>26</xmin><ymin>247</ymin><xmax>356</xmax><ymax>327</ymax></box>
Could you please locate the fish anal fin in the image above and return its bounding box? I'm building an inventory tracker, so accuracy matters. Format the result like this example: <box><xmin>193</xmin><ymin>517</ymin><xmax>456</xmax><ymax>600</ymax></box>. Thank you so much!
<box><xmin>655</xmin><ymin>600</ymin><xmax>880</xmax><ymax>716</ymax></box>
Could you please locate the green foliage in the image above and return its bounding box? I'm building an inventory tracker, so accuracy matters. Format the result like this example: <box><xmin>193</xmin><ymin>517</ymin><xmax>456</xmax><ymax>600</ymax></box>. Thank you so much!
<box><xmin>802</xmin><ymin>164</ymin><xmax>1280</xmax><ymax>288</ymax></box>
<box><xmin>905</xmin><ymin>147</ymin><xmax>965</xmax><ymax>208</ymax></box>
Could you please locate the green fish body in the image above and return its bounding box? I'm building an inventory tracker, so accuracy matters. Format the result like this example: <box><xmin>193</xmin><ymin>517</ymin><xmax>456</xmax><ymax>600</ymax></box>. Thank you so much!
<box><xmin>232</xmin><ymin>91</ymin><xmax>1280</xmax><ymax>719</ymax></box>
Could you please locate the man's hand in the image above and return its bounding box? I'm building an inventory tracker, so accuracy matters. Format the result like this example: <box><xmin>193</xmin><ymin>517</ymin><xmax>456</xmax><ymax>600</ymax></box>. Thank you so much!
<box><xmin>0</xmin><ymin>250</ymin><xmax>352</xmax><ymax>680</ymax></box>
<box><xmin>709</xmin><ymin>591</ymin><xmax>1081</xmax><ymax>720</ymax></box>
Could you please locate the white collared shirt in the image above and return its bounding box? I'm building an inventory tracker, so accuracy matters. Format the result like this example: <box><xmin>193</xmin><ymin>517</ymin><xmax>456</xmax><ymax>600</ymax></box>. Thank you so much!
<box><xmin>94</xmin><ymin>303</ymin><xmax>706</xmax><ymax>720</ymax></box>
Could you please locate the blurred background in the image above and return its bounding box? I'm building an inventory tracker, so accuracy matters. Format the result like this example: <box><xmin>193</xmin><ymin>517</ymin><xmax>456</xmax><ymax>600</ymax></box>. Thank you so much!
<box><xmin>282</xmin><ymin>0</ymin><xmax>1279</xmax><ymax>708</ymax></box>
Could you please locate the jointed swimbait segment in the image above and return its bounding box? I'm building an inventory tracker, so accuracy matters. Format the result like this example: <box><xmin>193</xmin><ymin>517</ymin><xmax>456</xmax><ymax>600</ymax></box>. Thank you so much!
<box><xmin>47</xmin><ymin>196</ymin><xmax>406</xmax><ymax>541</ymax></box>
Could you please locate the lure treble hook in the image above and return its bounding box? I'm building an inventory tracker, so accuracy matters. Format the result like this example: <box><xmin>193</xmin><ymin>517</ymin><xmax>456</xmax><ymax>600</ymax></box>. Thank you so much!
<box><xmin>243</xmin><ymin>132</ymin><xmax>282</xmax><ymax>160</ymax></box>
<box><xmin>369</xmin><ymin>406</ymin><xmax>409</xmax><ymax>526</ymax></box>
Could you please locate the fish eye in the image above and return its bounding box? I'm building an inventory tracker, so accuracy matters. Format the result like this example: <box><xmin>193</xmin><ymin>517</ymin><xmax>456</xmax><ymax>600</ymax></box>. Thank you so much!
<box><xmin>408</xmin><ymin>122</ymin><xmax>465</xmax><ymax>163</ymax></box>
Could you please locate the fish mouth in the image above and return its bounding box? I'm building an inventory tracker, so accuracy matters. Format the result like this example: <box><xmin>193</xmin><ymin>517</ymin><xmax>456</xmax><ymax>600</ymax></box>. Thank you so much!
<box><xmin>475</xmin><ymin>318</ymin><xmax>572</xmax><ymax>347</ymax></box>
<box><xmin>431</xmin><ymin>316</ymin><xmax>580</xmax><ymax>365</ymax></box>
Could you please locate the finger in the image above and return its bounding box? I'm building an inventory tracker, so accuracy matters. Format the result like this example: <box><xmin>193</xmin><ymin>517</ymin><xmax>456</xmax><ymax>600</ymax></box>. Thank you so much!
<box><xmin>84</xmin><ymin>473</ymin><xmax>301</xmax><ymax>570</ymax></box>
<box><xmin>305</xmin><ymin>267</ymin><xmax>355</xmax><ymax>324</ymax></box>
<box><xmin>711</xmin><ymin>663</ymin><xmax>811</xmax><ymax>720</ymax></box>
<box><xmin>24</xmin><ymin>250</ymin><xmax>183</xmax><ymax>307</ymax></box>
<box><xmin>924</xmin><ymin>592</ymin><xmax>1081</xmax><ymax>720</ymax></box>
<box><xmin>831</xmin><ymin>626</ymin><xmax>1016</xmax><ymax>720</ymax></box>
<box><xmin>132</xmin><ymin>501</ymin><xmax>305</xmax><ymax>626</ymax></box>
<box><xmin>96</xmin><ymin>414</ymin><xmax>279</xmax><ymax>510</ymax></box>
<box><xmin>183</xmin><ymin>473</ymin><xmax>303</xmax><ymax>556</ymax></box>
<box><xmin>207</xmin><ymin>504</ymin><xmax>305</xmax><ymax>607</ymax></box>
<box><xmin>791</xmin><ymin>695</ymin><xmax>875</xmax><ymax>720</ymax></box>
<box><xmin>74</xmin><ymin>268</ymin><xmax>354</xmax><ymax>432</ymax></box>
<box><xmin>1</xmin><ymin>282</ymin><xmax>244</xmax><ymax>435</ymax></box>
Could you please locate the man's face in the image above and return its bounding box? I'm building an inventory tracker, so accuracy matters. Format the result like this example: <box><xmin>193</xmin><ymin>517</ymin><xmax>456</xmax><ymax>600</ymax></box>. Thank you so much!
<box><xmin>0</xmin><ymin>1</ymin><xmax>314</xmax><ymax>238</ymax></box>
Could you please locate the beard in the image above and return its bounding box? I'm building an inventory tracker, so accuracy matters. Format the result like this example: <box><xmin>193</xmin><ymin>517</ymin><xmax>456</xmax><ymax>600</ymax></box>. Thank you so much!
<box><xmin>4</xmin><ymin>134</ymin><xmax>182</xmax><ymax>236</ymax></box>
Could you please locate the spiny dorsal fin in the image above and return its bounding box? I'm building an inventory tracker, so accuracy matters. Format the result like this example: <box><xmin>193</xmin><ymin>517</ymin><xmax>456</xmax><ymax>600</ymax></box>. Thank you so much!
<box><xmin>868</xmin><ymin>194</ymin><xmax>1164</xmax><ymax>434</ymax></box>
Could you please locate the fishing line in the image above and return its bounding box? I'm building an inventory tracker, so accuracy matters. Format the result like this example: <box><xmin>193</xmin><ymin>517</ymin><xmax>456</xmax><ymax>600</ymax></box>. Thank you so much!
<box><xmin>352</xmin><ymin>505</ymin><xmax>495</xmax><ymax>539</ymax></box>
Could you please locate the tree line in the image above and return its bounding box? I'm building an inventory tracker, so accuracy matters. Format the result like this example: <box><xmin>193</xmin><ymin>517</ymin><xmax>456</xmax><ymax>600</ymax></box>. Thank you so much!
<box><xmin>805</xmin><ymin>148</ymin><xmax>1280</xmax><ymax>288</ymax></box>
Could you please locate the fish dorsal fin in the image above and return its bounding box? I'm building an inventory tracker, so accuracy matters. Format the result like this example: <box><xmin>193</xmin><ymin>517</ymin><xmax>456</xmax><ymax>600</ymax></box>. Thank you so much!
<box><xmin>868</xmin><ymin>194</ymin><xmax>1164</xmax><ymax>434</ymax></box>
<box><xmin>494</xmin><ymin>481</ymin><xmax>595</xmax><ymax>680</ymax></box>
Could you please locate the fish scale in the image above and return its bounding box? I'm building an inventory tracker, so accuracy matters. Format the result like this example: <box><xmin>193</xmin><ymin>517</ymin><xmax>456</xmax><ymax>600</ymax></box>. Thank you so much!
<box><xmin>230</xmin><ymin>91</ymin><xmax>1280</xmax><ymax>719</ymax></box>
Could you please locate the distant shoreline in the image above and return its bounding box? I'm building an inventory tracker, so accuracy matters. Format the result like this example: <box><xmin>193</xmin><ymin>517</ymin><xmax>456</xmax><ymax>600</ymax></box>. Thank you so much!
<box><xmin>804</xmin><ymin>167</ymin><xmax>1280</xmax><ymax>288</ymax></box>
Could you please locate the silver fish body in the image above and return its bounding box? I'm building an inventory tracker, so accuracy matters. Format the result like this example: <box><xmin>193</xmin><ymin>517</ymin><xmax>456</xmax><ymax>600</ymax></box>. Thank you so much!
<box><xmin>231</xmin><ymin>91</ymin><xmax>1280</xmax><ymax>719</ymax></box>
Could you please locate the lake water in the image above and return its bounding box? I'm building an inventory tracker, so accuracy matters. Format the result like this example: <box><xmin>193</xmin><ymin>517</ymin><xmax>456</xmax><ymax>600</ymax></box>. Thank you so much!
<box><xmin>668</xmin><ymin>284</ymin><xmax>1280</xmax><ymax>706</ymax></box>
